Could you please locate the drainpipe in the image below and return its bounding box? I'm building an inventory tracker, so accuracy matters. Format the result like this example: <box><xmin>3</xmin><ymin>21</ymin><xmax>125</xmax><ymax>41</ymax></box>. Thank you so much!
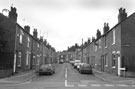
<box><xmin>13</xmin><ymin>24</ymin><xmax>17</xmax><ymax>74</ymax></box>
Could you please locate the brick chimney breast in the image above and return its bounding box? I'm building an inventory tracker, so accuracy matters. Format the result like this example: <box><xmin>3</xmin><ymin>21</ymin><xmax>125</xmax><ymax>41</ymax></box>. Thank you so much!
<box><xmin>8</xmin><ymin>6</ymin><xmax>18</xmax><ymax>23</ymax></box>
<box><xmin>24</xmin><ymin>25</ymin><xmax>30</xmax><ymax>33</ymax></box>
<box><xmin>103</xmin><ymin>23</ymin><xmax>109</xmax><ymax>34</ymax></box>
<box><xmin>118</xmin><ymin>7</ymin><xmax>127</xmax><ymax>22</ymax></box>
<box><xmin>96</xmin><ymin>29</ymin><xmax>101</xmax><ymax>39</ymax></box>
<box><xmin>33</xmin><ymin>29</ymin><xmax>38</xmax><ymax>38</ymax></box>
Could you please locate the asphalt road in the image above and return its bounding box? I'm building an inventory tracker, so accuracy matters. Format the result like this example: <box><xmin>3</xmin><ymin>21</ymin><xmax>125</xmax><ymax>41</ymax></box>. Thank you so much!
<box><xmin>0</xmin><ymin>63</ymin><xmax>135</xmax><ymax>89</ymax></box>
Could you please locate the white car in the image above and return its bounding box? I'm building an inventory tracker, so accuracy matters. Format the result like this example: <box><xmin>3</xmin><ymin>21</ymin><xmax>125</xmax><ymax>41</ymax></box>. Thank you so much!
<box><xmin>74</xmin><ymin>60</ymin><xmax>81</xmax><ymax>68</ymax></box>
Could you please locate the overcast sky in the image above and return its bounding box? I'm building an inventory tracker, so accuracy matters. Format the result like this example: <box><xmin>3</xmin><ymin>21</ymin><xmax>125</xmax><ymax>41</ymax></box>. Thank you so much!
<box><xmin>0</xmin><ymin>0</ymin><xmax>135</xmax><ymax>51</ymax></box>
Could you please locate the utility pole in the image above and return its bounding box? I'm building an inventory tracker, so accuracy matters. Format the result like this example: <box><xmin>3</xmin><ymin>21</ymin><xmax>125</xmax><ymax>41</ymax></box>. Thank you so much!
<box><xmin>82</xmin><ymin>38</ymin><xmax>83</xmax><ymax>63</ymax></box>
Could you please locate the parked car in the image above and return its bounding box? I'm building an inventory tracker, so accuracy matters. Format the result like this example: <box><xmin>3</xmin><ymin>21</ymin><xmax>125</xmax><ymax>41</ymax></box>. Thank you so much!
<box><xmin>38</xmin><ymin>64</ymin><xmax>55</xmax><ymax>75</ymax></box>
<box><xmin>59</xmin><ymin>59</ymin><xmax>64</xmax><ymax>64</ymax></box>
<box><xmin>74</xmin><ymin>60</ymin><xmax>81</xmax><ymax>68</ymax></box>
<box><xmin>77</xmin><ymin>63</ymin><xmax>84</xmax><ymax>71</ymax></box>
<box><xmin>79</xmin><ymin>63</ymin><xmax>92</xmax><ymax>74</ymax></box>
<box><xmin>69</xmin><ymin>60</ymin><xmax>74</xmax><ymax>65</ymax></box>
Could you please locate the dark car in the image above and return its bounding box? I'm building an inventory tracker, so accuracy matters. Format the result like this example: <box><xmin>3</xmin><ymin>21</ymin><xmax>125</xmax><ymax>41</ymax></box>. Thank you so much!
<box><xmin>59</xmin><ymin>59</ymin><xmax>64</xmax><ymax>64</ymax></box>
<box><xmin>79</xmin><ymin>63</ymin><xmax>92</xmax><ymax>74</ymax></box>
<box><xmin>38</xmin><ymin>64</ymin><xmax>55</xmax><ymax>75</ymax></box>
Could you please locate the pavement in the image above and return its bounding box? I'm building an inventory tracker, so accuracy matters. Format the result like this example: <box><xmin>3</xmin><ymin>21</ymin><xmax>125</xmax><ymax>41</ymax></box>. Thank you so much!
<box><xmin>93</xmin><ymin>69</ymin><xmax>135</xmax><ymax>85</ymax></box>
<box><xmin>0</xmin><ymin>63</ymin><xmax>59</xmax><ymax>85</ymax></box>
<box><xmin>0</xmin><ymin>70</ymin><xmax>36</xmax><ymax>84</ymax></box>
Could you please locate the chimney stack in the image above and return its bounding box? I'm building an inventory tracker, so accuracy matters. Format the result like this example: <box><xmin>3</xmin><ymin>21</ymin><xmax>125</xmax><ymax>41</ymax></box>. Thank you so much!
<box><xmin>88</xmin><ymin>38</ymin><xmax>91</xmax><ymax>44</ymax></box>
<box><xmin>92</xmin><ymin>37</ymin><xmax>95</xmax><ymax>42</ymax></box>
<box><xmin>118</xmin><ymin>7</ymin><xmax>127</xmax><ymax>22</ymax></box>
<box><xmin>44</xmin><ymin>39</ymin><xmax>47</xmax><ymax>45</ymax></box>
<box><xmin>96</xmin><ymin>29</ymin><xmax>101</xmax><ymax>39</ymax></box>
<box><xmin>33</xmin><ymin>29</ymin><xmax>38</xmax><ymax>38</ymax></box>
<box><xmin>8</xmin><ymin>6</ymin><xmax>18</xmax><ymax>23</ymax></box>
<box><xmin>103</xmin><ymin>23</ymin><xmax>109</xmax><ymax>34</ymax></box>
<box><xmin>40</xmin><ymin>36</ymin><xmax>43</xmax><ymax>42</ymax></box>
<box><xmin>24</xmin><ymin>25</ymin><xmax>30</xmax><ymax>33</ymax></box>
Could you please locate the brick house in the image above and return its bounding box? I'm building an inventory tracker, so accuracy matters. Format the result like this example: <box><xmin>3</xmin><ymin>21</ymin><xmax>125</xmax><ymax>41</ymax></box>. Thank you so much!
<box><xmin>0</xmin><ymin>7</ymin><xmax>17</xmax><ymax>77</ymax></box>
<box><xmin>83</xmin><ymin>8</ymin><xmax>135</xmax><ymax>77</ymax></box>
<box><xmin>15</xmin><ymin>24</ymin><xmax>33</xmax><ymax>72</ymax></box>
<box><xmin>0</xmin><ymin>6</ymin><xmax>57</xmax><ymax>78</ymax></box>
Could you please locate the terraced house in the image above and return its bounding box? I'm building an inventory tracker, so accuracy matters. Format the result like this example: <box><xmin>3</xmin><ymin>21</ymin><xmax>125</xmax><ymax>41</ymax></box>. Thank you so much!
<box><xmin>82</xmin><ymin>8</ymin><xmax>135</xmax><ymax>77</ymax></box>
<box><xmin>0</xmin><ymin>6</ymin><xmax>56</xmax><ymax>78</ymax></box>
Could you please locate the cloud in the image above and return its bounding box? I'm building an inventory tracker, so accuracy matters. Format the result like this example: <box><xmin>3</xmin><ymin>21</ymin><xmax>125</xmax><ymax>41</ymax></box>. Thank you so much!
<box><xmin>77</xmin><ymin>0</ymin><xmax>134</xmax><ymax>9</ymax></box>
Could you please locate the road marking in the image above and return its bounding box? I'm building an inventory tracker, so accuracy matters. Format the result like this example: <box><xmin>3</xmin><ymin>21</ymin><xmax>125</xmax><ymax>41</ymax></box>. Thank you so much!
<box><xmin>78</xmin><ymin>84</ymin><xmax>87</xmax><ymax>87</ymax></box>
<box><xmin>65</xmin><ymin>80</ymin><xmax>74</xmax><ymax>87</ymax></box>
<box><xmin>104</xmin><ymin>84</ymin><xmax>114</xmax><ymax>87</ymax></box>
<box><xmin>91</xmin><ymin>84</ymin><xmax>101</xmax><ymax>87</ymax></box>
<box><xmin>65</xmin><ymin>80</ymin><xmax>67</xmax><ymax>87</ymax></box>
<box><xmin>116</xmin><ymin>84</ymin><xmax>128</xmax><ymax>87</ymax></box>
<box><xmin>65</xmin><ymin>67</ymin><xmax>67</xmax><ymax>78</ymax></box>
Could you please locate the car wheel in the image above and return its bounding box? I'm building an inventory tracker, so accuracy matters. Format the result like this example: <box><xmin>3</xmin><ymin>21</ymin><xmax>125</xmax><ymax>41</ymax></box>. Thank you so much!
<box><xmin>39</xmin><ymin>73</ymin><xmax>42</xmax><ymax>75</ymax></box>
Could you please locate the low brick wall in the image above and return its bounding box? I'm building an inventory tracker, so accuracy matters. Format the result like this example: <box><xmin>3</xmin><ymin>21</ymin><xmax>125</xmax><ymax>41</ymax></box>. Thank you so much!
<box><xmin>0</xmin><ymin>69</ymin><xmax>12</xmax><ymax>78</ymax></box>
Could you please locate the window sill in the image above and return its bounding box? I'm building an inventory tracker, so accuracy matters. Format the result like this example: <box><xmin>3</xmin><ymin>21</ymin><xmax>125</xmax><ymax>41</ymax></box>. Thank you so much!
<box><xmin>112</xmin><ymin>66</ymin><xmax>116</xmax><ymax>69</ymax></box>
<box><xmin>105</xmin><ymin>65</ymin><xmax>108</xmax><ymax>67</ymax></box>
<box><xmin>112</xmin><ymin>43</ymin><xmax>115</xmax><ymax>45</ymax></box>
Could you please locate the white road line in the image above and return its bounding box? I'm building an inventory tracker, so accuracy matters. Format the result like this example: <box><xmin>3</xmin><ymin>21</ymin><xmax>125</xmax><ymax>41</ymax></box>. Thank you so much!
<box><xmin>65</xmin><ymin>67</ymin><xmax>67</xmax><ymax>78</ymax></box>
<box><xmin>65</xmin><ymin>80</ymin><xmax>67</xmax><ymax>87</ymax></box>
<box><xmin>104</xmin><ymin>84</ymin><xmax>115</xmax><ymax>87</ymax></box>
<box><xmin>116</xmin><ymin>84</ymin><xmax>128</xmax><ymax>87</ymax></box>
<box><xmin>91</xmin><ymin>84</ymin><xmax>101</xmax><ymax>87</ymax></box>
<box><xmin>66</xmin><ymin>85</ymin><xmax>74</xmax><ymax>87</ymax></box>
<box><xmin>65</xmin><ymin>80</ymin><xmax>74</xmax><ymax>87</ymax></box>
<box><xmin>78</xmin><ymin>84</ymin><xmax>87</xmax><ymax>87</ymax></box>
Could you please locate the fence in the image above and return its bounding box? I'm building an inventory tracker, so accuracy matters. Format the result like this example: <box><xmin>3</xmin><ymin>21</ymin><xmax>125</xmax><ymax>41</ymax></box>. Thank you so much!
<box><xmin>122</xmin><ymin>56</ymin><xmax>135</xmax><ymax>71</ymax></box>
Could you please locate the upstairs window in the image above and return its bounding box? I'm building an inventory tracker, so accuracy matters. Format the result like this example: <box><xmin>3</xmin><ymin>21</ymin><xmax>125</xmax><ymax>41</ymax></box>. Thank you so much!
<box><xmin>19</xmin><ymin>30</ymin><xmax>24</xmax><ymax>44</ymax></box>
<box><xmin>27</xmin><ymin>37</ymin><xmax>30</xmax><ymax>48</ymax></box>
<box><xmin>99</xmin><ymin>39</ymin><xmax>101</xmax><ymax>49</ymax></box>
<box><xmin>105</xmin><ymin>36</ymin><xmax>107</xmax><ymax>48</ymax></box>
<box><xmin>95</xmin><ymin>45</ymin><xmax>97</xmax><ymax>51</ymax></box>
<box><xmin>112</xmin><ymin>29</ymin><xmax>115</xmax><ymax>45</ymax></box>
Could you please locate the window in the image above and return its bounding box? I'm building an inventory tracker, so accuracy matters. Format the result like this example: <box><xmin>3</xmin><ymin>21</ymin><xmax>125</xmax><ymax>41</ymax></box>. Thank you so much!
<box><xmin>95</xmin><ymin>45</ymin><xmax>97</xmax><ymax>51</ymax></box>
<box><xmin>26</xmin><ymin>51</ymin><xmax>30</xmax><ymax>66</ymax></box>
<box><xmin>33</xmin><ymin>41</ymin><xmax>35</xmax><ymax>50</ymax></box>
<box><xmin>112</xmin><ymin>52</ymin><xmax>116</xmax><ymax>67</ymax></box>
<box><xmin>37</xmin><ymin>43</ymin><xmax>39</xmax><ymax>49</ymax></box>
<box><xmin>112</xmin><ymin>29</ymin><xmax>115</xmax><ymax>45</ymax></box>
<box><xmin>105</xmin><ymin>36</ymin><xmax>107</xmax><ymax>48</ymax></box>
<box><xmin>27</xmin><ymin>37</ymin><xmax>30</xmax><ymax>48</ymax></box>
<box><xmin>17</xmin><ymin>52</ymin><xmax>22</xmax><ymax>67</ymax></box>
<box><xmin>32</xmin><ymin>55</ymin><xmax>36</xmax><ymax>65</ymax></box>
<box><xmin>105</xmin><ymin>54</ymin><xmax>108</xmax><ymax>67</ymax></box>
<box><xmin>19</xmin><ymin>34</ymin><xmax>22</xmax><ymax>44</ymax></box>
<box><xmin>19</xmin><ymin>30</ymin><xmax>24</xmax><ymax>44</ymax></box>
<box><xmin>99</xmin><ymin>39</ymin><xmax>101</xmax><ymax>49</ymax></box>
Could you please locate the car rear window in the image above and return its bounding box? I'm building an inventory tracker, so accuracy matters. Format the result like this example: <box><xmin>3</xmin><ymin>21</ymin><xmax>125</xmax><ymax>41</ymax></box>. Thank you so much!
<box><xmin>83</xmin><ymin>64</ymin><xmax>90</xmax><ymax>68</ymax></box>
<box><xmin>40</xmin><ymin>64</ymin><xmax>52</xmax><ymax>68</ymax></box>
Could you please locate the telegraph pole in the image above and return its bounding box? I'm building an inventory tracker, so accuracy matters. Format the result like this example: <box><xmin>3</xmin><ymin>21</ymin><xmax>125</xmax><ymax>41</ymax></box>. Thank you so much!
<box><xmin>82</xmin><ymin>38</ymin><xmax>83</xmax><ymax>63</ymax></box>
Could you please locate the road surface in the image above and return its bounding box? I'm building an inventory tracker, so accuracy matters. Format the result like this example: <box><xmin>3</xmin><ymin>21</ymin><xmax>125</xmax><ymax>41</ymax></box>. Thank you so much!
<box><xmin>0</xmin><ymin>63</ymin><xmax>135</xmax><ymax>89</ymax></box>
